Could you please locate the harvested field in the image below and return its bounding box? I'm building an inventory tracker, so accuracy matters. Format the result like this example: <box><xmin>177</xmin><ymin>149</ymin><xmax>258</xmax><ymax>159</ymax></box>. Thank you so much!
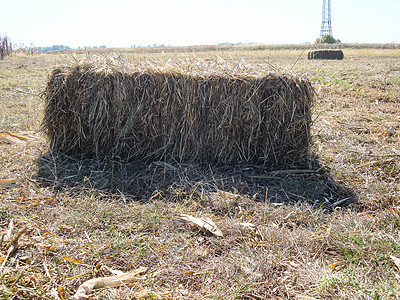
<box><xmin>0</xmin><ymin>47</ymin><xmax>400</xmax><ymax>299</ymax></box>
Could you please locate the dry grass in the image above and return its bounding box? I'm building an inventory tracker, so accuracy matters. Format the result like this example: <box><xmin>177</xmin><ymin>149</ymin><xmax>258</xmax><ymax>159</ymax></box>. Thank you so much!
<box><xmin>0</xmin><ymin>47</ymin><xmax>399</xmax><ymax>299</ymax></box>
<box><xmin>42</xmin><ymin>56</ymin><xmax>313</xmax><ymax>167</ymax></box>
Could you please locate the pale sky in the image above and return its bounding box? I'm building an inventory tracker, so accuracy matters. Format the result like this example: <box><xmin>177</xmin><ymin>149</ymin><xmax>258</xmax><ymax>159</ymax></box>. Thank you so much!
<box><xmin>1</xmin><ymin>0</ymin><xmax>399</xmax><ymax>48</ymax></box>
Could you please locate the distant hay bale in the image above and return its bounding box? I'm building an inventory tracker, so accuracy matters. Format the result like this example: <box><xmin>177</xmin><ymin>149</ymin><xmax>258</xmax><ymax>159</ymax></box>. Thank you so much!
<box><xmin>42</xmin><ymin>57</ymin><xmax>314</xmax><ymax>168</ymax></box>
<box><xmin>308</xmin><ymin>50</ymin><xmax>344</xmax><ymax>60</ymax></box>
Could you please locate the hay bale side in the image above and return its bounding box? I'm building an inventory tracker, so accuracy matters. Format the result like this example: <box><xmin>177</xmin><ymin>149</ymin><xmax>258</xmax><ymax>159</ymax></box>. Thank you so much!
<box><xmin>42</xmin><ymin>59</ymin><xmax>314</xmax><ymax>168</ymax></box>
<box><xmin>308</xmin><ymin>50</ymin><xmax>344</xmax><ymax>60</ymax></box>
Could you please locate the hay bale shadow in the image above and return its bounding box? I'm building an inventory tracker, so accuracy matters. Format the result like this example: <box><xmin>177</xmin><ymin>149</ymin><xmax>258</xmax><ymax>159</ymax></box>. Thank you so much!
<box><xmin>36</xmin><ymin>152</ymin><xmax>357</xmax><ymax>209</ymax></box>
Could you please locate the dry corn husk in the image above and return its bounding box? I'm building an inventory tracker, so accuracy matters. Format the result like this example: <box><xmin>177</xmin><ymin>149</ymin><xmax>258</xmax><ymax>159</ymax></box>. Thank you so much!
<box><xmin>73</xmin><ymin>267</ymin><xmax>147</xmax><ymax>300</ymax></box>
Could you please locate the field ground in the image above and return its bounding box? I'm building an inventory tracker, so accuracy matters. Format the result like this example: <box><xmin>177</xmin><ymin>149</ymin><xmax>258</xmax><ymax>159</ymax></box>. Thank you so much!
<box><xmin>0</xmin><ymin>47</ymin><xmax>400</xmax><ymax>299</ymax></box>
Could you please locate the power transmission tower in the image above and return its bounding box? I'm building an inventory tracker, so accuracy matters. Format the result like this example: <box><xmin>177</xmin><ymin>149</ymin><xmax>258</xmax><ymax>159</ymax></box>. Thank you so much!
<box><xmin>320</xmin><ymin>0</ymin><xmax>332</xmax><ymax>38</ymax></box>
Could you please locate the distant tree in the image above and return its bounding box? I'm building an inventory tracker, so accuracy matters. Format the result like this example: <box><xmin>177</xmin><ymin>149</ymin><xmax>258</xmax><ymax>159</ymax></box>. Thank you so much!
<box><xmin>36</xmin><ymin>45</ymin><xmax>71</xmax><ymax>53</ymax></box>
<box><xmin>316</xmin><ymin>35</ymin><xmax>340</xmax><ymax>44</ymax></box>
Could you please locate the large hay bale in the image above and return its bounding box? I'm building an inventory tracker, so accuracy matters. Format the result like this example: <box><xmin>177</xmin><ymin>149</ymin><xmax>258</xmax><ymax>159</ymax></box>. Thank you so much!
<box><xmin>42</xmin><ymin>57</ymin><xmax>314</xmax><ymax>168</ymax></box>
<box><xmin>308</xmin><ymin>50</ymin><xmax>344</xmax><ymax>60</ymax></box>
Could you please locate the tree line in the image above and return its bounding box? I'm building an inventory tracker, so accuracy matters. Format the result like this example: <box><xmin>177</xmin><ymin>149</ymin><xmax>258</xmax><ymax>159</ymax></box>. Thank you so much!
<box><xmin>35</xmin><ymin>45</ymin><xmax>71</xmax><ymax>52</ymax></box>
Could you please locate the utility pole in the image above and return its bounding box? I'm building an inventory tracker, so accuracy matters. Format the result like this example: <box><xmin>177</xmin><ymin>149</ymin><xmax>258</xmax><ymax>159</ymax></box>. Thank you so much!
<box><xmin>320</xmin><ymin>0</ymin><xmax>332</xmax><ymax>38</ymax></box>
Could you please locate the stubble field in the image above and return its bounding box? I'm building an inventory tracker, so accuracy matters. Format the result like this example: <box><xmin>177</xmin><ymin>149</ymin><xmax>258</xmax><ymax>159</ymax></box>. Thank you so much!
<box><xmin>0</xmin><ymin>47</ymin><xmax>399</xmax><ymax>299</ymax></box>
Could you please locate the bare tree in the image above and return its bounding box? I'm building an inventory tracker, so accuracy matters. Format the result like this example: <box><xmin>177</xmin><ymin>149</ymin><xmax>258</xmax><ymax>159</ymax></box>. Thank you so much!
<box><xmin>0</xmin><ymin>35</ymin><xmax>12</xmax><ymax>60</ymax></box>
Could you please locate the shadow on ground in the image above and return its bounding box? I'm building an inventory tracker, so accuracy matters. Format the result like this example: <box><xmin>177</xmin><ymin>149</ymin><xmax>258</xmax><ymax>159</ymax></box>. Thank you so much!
<box><xmin>36</xmin><ymin>152</ymin><xmax>357</xmax><ymax>209</ymax></box>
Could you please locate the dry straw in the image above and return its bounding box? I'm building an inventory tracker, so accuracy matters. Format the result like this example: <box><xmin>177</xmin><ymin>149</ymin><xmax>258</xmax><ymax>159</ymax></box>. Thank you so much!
<box><xmin>308</xmin><ymin>50</ymin><xmax>344</xmax><ymax>60</ymax></box>
<box><xmin>42</xmin><ymin>56</ymin><xmax>314</xmax><ymax>168</ymax></box>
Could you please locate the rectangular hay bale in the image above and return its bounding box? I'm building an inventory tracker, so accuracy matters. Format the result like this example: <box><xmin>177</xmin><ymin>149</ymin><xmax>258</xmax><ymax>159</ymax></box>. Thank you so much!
<box><xmin>308</xmin><ymin>50</ymin><xmax>344</xmax><ymax>60</ymax></box>
<box><xmin>42</xmin><ymin>58</ymin><xmax>314</xmax><ymax>168</ymax></box>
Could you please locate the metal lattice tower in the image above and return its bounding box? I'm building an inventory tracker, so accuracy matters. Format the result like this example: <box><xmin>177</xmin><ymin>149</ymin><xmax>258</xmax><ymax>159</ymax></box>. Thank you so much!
<box><xmin>320</xmin><ymin>0</ymin><xmax>332</xmax><ymax>38</ymax></box>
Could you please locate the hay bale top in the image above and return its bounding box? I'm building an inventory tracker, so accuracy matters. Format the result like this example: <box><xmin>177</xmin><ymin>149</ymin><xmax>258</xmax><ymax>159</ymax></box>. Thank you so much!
<box><xmin>53</xmin><ymin>55</ymin><xmax>294</xmax><ymax>80</ymax></box>
<box><xmin>43</xmin><ymin>56</ymin><xmax>314</xmax><ymax>168</ymax></box>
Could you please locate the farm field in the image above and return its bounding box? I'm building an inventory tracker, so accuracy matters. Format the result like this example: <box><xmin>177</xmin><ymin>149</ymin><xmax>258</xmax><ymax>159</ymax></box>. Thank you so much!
<box><xmin>0</xmin><ymin>47</ymin><xmax>400</xmax><ymax>299</ymax></box>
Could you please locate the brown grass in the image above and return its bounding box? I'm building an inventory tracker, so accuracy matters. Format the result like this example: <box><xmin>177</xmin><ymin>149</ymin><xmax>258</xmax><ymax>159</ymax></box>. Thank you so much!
<box><xmin>42</xmin><ymin>56</ymin><xmax>313</xmax><ymax>168</ymax></box>
<box><xmin>0</xmin><ymin>46</ymin><xmax>399</xmax><ymax>299</ymax></box>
